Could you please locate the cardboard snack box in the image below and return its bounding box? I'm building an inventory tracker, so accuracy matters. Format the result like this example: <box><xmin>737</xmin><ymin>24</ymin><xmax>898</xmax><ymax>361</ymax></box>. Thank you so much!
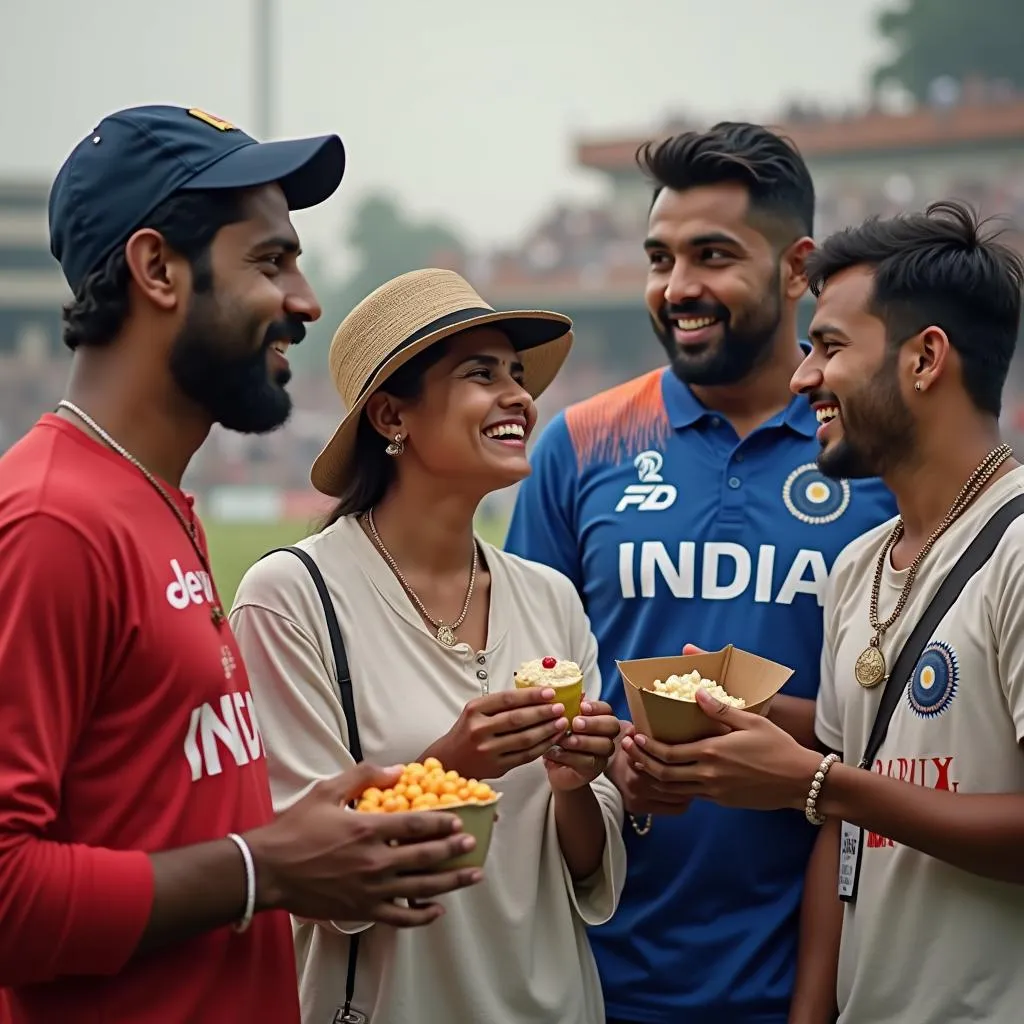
<box><xmin>618</xmin><ymin>645</ymin><xmax>794</xmax><ymax>744</ymax></box>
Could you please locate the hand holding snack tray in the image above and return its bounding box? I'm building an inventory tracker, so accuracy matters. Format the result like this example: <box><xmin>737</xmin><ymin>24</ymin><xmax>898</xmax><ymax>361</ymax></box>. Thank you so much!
<box><xmin>353</xmin><ymin>758</ymin><xmax>502</xmax><ymax>870</ymax></box>
<box><xmin>244</xmin><ymin>761</ymin><xmax>483</xmax><ymax>928</ymax></box>
<box><xmin>421</xmin><ymin>656</ymin><xmax>619</xmax><ymax>792</ymax></box>
<box><xmin>607</xmin><ymin>744</ymin><xmax>695</xmax><ymax>817</ymax></box>
<box><xmin>616</xmin><ymin>644</ymin><xmax>813</xmax><ymax>812</ymax></box>
<box><xmin>611</xmin><ymin>660</ymin><xmax>748</xmax><ymax>815</ymax></box>
<box><xmin>418</xmin><ymin>679</ymin><xmax>571</xmax><ymax>783</ymax></box>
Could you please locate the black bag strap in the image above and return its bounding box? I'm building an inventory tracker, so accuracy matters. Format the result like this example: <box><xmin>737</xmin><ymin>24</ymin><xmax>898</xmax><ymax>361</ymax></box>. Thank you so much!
<box><xmin>263</xmin><ymin>546</ymin><xmax>363</xmax><ymax>762</ymax></box>
<box><xmin>260</xmin><ymin>546</ymin><xmax>362</xmax><ymax>1020</ymax></box>
<box><xmin>858</xmin><ymin>492</ymin><xmax>1024</xmax><ymax>770</ymax></box>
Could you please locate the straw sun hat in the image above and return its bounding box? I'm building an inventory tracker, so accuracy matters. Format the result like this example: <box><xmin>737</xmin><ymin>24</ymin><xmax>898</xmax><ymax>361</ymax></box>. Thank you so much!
<box><xmin>310</xmin><ymin>268</ymin><xmax>574</xmax><ymax>497</ymax></box>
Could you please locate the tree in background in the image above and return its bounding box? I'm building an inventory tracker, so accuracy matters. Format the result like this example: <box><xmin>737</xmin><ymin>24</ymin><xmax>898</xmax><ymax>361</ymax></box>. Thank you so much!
<box><xmin>872</xmin><ymin>0</ymin><xmax>1024</xmax><ymax>102</ymax></box>
<box><xmin>291</xmin><ymin>194</ymin><xmax>466</xmax><ymax>374</ymax></box>
<box><xmin>342</xmin><ymin>194</ymin><xmax>465</xmax><ymax>305</ymax></box>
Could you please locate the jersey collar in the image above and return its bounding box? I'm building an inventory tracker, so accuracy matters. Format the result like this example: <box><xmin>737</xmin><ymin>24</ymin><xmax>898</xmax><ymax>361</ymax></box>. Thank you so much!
<box><xmin>659</xmin><ymin>341</ymin><xmax>818</xmax><ymax>439</ymax></box>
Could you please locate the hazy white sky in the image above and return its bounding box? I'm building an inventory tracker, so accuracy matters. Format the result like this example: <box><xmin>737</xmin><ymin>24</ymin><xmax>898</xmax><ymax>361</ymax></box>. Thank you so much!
<box><xmin>2</xmin><ymin>0</ymin><xmax>889</xmax><ymax>266</ymax></box>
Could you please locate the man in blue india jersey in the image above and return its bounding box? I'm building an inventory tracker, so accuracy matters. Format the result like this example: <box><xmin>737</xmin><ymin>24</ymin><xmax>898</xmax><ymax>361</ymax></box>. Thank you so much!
<box><xmin>644</xmin><ymin>201</ymin><xmax>1024</xmax><ymax>1024</ymax></box>
<box><xmin>504</xmin><ymin>122</ymin><xmax>896</xmax><ymax>1024</ymax></box>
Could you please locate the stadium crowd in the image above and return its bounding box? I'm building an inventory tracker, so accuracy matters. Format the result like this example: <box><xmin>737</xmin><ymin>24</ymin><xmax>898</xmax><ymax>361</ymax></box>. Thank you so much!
<box><xmin>8</xmin><ymin>117</ymin><xmax>1024</xmax><ymax>498</ymax></box>
<box><xmin>477</xmin><ymin>166</ymin><xmax>1024</xmax><ymax>289</ymax></box>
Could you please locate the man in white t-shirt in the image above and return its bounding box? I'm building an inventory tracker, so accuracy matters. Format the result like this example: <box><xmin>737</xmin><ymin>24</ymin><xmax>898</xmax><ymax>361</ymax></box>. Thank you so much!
<box><xmin>622</xmin><ymin>199</ymin><xmax>1024</xmax><ymax>1023</ymax></box>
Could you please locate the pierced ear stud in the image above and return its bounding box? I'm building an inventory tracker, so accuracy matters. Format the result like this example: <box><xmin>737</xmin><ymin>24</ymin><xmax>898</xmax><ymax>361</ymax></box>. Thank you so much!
<box><xmin>915</xmin><ymin>382</ymin><xmax>922</xmax><ymax>392</ymax></box>
<box><xmin>385</xmin><ymin>433</ymin><xmax>405</xmax><ymax>457</ymax></box>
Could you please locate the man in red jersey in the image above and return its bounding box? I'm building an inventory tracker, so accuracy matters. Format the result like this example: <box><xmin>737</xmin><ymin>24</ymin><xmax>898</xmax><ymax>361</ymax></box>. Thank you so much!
<box><xmin>0</xmin><ymin>105</ymin><xmax>482</xmax><ymax>1024</ymax></box>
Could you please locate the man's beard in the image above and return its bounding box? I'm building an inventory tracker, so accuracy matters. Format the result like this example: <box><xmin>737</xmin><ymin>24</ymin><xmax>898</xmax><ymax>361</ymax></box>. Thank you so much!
<box><xmin>653</xmin><ymin>267</ymin><xmax>783</xmax><ymax>387</ymax></box>
<box><xmin>169</xmin><ymin>292</ymin><xmax>305</xmax><ymax>434</ymax></box>
<box><xmin>818</xmin><ymin>352</ymin><xmax>915</xmax><ymax>481</ymax></box>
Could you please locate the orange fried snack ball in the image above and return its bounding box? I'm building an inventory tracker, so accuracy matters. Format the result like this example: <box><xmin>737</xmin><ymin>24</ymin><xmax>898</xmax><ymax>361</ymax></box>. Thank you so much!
<box><xmin>355</xmin><ymin>757</ymin><xmax>497</xmax><ymax>812</ymax></box>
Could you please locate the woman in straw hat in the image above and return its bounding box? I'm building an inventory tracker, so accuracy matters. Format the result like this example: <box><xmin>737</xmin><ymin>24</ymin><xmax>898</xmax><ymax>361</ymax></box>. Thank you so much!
<box><xmin>230</xmin><ymin>268</ymin><xmax>626</xmax><ymax>1024</ymax></box>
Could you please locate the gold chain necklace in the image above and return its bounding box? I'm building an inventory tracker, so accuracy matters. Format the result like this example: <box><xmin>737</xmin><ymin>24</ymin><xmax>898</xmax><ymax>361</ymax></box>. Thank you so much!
<box><xmin>56</xmin><ymin>400</ymin><xmax>226</xmax><ymax>630</ymax></box>
<box><xmin>855</xmin><ymin>443</ymin><xmax>1012</xmax><ymax>688</ymax></box>
<box><xmin>365</xmin><ymin>508</ymin><xmax>478</xmax><ymax>647</ymax></box>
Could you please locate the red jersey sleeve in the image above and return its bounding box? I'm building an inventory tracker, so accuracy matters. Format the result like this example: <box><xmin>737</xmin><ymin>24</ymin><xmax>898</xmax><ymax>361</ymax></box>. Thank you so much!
<box><xmin>0</xmin><ymin>514</ymin><xmax>154</xmax><ymax>986</ymax></box>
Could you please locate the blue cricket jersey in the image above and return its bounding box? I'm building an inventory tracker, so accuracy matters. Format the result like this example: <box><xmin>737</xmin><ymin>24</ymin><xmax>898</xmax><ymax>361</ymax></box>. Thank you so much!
<box><xmin>505</xmin><ymin>366</ymin><xmax>896</xmax><ymax>1024</ymax></box>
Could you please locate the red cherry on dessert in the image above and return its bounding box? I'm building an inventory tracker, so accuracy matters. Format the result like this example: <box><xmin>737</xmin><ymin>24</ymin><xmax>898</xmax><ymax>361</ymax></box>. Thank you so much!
<box><xmin>542</xmin><ymin>657</ymin><xmax>557</xmax><ymax>669</ymax></box>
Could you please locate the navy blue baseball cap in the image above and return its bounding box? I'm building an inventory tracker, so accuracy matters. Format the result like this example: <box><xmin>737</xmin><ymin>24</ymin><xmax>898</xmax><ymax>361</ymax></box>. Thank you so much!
<box><xmin>49</xmin><ymin>104</ymin><xmax>346</xmax><ymax>294</ymax></box>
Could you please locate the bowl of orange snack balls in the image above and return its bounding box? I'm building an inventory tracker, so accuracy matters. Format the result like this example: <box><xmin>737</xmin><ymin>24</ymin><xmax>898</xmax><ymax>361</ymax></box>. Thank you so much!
<box><xmin>354</xmin><ymin>757</ymin><xmax>501</xmax><ymax>869</ymax></box>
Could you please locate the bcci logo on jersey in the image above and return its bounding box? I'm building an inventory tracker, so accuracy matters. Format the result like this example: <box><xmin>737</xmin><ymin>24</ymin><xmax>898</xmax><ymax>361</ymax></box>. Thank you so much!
<box><xmin>782</xmin><ymin>463</ymin><xmax>850</xmax><ymax>525</ymax></box>
<box><xmin>615</xmin><ymin>450</ymin><xmax>678</xmax><ymax>512</ymax></box>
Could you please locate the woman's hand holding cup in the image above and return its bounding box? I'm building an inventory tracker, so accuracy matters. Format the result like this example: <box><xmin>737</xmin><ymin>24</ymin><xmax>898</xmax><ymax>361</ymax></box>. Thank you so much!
<box><xmin>421</xmin><ymin>688</ymin><xmax>569</xmax><ymax>781</ymax></box>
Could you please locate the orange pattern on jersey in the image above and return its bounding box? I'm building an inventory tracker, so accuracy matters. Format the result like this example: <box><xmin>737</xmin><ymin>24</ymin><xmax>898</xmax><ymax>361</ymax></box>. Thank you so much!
<box><xmin>565</xmin><ymin>368</ymin><xmax>671</xmax><ymax>471</ymax></box>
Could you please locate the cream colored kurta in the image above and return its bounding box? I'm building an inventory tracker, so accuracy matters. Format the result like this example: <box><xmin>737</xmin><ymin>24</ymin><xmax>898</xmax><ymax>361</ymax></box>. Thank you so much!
<box><xmin>229</xmin><ymin>515</ymin><xmax>625</xmax><ymax>1024</ymax></box>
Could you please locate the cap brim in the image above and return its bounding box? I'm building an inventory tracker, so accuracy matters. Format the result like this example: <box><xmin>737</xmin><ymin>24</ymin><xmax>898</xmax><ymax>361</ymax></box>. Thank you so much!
<box><xmin>183</xmin><ymin>134</ymin><xmax>346</xmax><ymax>210</ymax></box>
<box><xmin>309</xmin><ymin>311</ymin><xmax>573</xmax><ymax>498</ymax></box>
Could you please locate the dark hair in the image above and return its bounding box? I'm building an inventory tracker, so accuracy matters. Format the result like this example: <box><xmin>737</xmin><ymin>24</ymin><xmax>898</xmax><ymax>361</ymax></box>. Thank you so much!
<box><xmin>636</xmin><ymin>120</ymin><xmax>815</xmax><ymax>241</ymax></box>
<box><xmin>61</xmin><ymin>190</ymin><xmax>244</xmax><ymax>351</ymax></box>
<box><xmin>322</xmin><ymin>340</ymin><xmax>452</xmax><ymax>526</ymax></box>
<box><xmin>806</xmin><ymin>199</ymin><xmax>1024</xmax><ymax>417</ymax></box>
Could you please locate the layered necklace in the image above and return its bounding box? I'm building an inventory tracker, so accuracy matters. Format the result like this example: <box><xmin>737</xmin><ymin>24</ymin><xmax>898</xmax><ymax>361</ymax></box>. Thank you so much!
<box><xmin>364</xmin><ymin>507</ymin><xmax>477</xmax><ymax>647</ymax></box>
<box><xmin>56</xmin><ymin>400</ymin><xmax>226</xmax><ymax>630</ymax></box>
<box><xmin>854</xmin><ymin>442</ymin><xmax>1012</xmax><ymax>688</ymax></box>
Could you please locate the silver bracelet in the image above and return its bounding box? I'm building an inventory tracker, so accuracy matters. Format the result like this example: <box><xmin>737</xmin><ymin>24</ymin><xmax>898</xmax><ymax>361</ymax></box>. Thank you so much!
<box><xmin>805</xmin><ymin>753</ymin><xmax>840</xmax><ymax>826</ymax></box>
<box><xmin>628</xmin><ymin>813</ymin><xmax>652</xmax><ymax>836</ymax></box>
<box><xmin>226</xmin><ymin>832</ymin><xmax>256</xmax><ymax>933</ymax></box>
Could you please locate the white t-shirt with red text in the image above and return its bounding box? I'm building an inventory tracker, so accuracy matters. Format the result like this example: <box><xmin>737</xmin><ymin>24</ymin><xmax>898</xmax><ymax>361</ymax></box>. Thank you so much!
<box><xmin>817</xmin><ymin>467</ymin><xmax>1024</xmax><ymax>1024</ymax></box>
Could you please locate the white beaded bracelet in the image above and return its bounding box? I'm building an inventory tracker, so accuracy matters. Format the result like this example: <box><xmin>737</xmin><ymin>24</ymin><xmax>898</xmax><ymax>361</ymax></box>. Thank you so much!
<box><xmin>226</xmin><ymin>832</ymin><xmax>256</xmax><ymax>933</ymax></box>
<box><xmin>628</xmin><ymin>813</ymin><xmax>652</xmax><ymax>837</ymax></box>
<box><xmin>804</xmin><ymin>753</ymin><xmax>840</xmax><ymax>825</ymax></box>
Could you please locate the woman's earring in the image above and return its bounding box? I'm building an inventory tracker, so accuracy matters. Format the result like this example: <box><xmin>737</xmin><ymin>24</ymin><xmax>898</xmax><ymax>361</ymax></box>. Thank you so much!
<box><xmin>385</xmin><ymin>433</ymin><xmax>405</xmax><ymax>457</ymax></box>
<box><xmin>915</xmin><ymin>382</ymin><xmax>922</xmax><ymax>392</ymax></box>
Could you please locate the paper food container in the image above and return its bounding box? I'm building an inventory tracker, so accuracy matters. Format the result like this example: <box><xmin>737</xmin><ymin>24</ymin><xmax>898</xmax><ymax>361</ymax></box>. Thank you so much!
<box><xmin>618</xmin><ymin>645</ymin><xmax>794</xmax><ymax>744</ymax></box>
<box><xmin>514</xmin><ymin>671</ymin><xmax>584</xmax><ymax>725</ymax></box>
<box><xmin>429</xmin><ymin>794</ymin><xmax>502</xmax><ymax>870</ymax></box>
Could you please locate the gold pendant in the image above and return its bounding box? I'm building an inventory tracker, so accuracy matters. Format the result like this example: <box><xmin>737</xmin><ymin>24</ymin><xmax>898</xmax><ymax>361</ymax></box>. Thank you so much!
<box><xmin>855</xmin><ymin>644</ymin><xmax>886</xmax><ymax>689</ymax></box>
<box><xmin>436</xmin><ymin>623</ymin><xmax>456</xmax><ymax>647</ymax></box>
